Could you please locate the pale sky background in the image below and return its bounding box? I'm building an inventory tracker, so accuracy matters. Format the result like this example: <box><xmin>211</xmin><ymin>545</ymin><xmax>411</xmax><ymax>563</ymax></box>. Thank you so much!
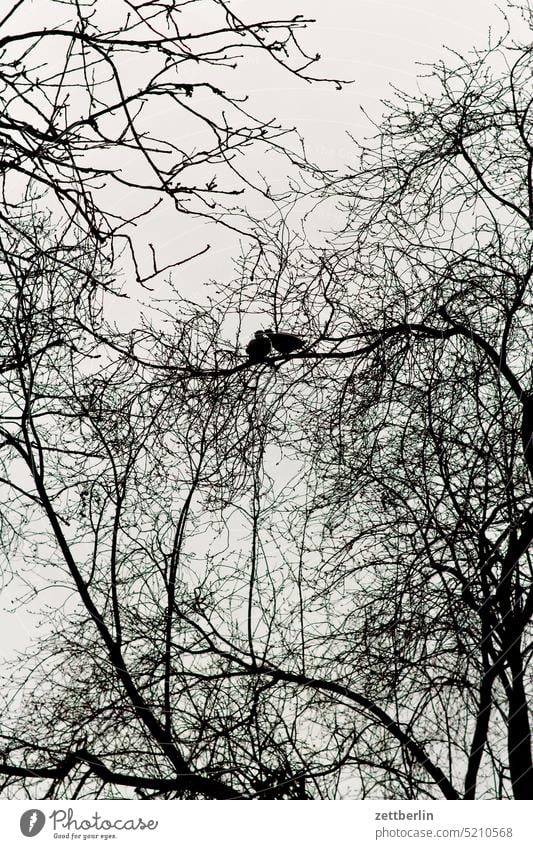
<box><xmin>241</xmin><ymin>0</ymin><xmax>501</xmax><ymax>154</ymax></box>
<box><xmin>0</xmin><ymin>0</ymin><xmax>519</xmax><ymax>654</ymax></box>
<box><xmin>126</xmin><ymin>0</ymin><xmax>516</xmax><ymax>302</ymax></box>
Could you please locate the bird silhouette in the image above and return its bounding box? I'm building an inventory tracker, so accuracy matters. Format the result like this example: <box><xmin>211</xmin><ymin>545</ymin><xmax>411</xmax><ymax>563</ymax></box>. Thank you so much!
<box><xmin>264</xmin><ymin>329</ymin><xmax>304</xmax><ymax>354</ymax></box>
<box><xmin>245</xmin><ymin>330</ymin><xmax>271</xmax><ymax>363</ymax></box>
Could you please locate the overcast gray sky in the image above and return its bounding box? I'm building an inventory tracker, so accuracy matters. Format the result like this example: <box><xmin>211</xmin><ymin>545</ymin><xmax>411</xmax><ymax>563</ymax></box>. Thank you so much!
<box><xmin>146</xmin><ymin>0</ymin><xmax>515</xmax><ymax>330</ymax></box>
<box><xmin>229</xmin><ymin>0</ymin><xmax>509</xmax><ymax>160</ymax></box>
<box><xmin>0</xmin><ymin>0</ymin><xmax>517</xmax><ymax>656</ymax></box>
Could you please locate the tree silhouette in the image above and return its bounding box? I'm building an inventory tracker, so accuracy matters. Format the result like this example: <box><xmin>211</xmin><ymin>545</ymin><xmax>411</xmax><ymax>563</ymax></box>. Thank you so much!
<box><xmin>218</xmin><ymin>2</ymin><xmax>533</xmax><ymax>799</ymax></box>
<box><xmin>0</xmin><ymin>0</ymin><xmax>532</xmax><ymax>801</ymax></box>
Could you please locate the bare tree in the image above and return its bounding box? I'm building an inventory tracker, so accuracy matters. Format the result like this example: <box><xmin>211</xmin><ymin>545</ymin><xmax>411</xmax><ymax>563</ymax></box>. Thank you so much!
<box><xmin>0</xmin><ymin>0</ymin><xmax>341</xmax><ymax>278</ymax></box>
<box><xmin>212</xmin><ymin>2</ymin><xmax>533</xmax><ymax>798</ymax></box>
<box><xmin>1</xmin><ymin>0</ymin><xmax>533</xmax><ymax>802</ymax></box>
<box><xmin>0</xmin><ymin>0</ymin><xmax>348</xmax><ymax>800</ymax></box>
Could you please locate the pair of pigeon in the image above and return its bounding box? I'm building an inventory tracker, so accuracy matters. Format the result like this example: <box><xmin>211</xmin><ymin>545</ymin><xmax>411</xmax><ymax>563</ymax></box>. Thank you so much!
<box><xmin>246</xmin><ymin>329</ymin><xmax>304</xmax><ymax>363</ymax></box>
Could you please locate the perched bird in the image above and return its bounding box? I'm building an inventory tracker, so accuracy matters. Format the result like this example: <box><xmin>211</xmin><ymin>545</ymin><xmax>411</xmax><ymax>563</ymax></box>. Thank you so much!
<box><xmin>264</xmin><ymin>329</ymin><xmax>304</xmax><ymax>354</ymax></box>
<box><xmin>245</xmin><ymin>330</ymin><xmax>271</xmax><ymax>363</ymax></box>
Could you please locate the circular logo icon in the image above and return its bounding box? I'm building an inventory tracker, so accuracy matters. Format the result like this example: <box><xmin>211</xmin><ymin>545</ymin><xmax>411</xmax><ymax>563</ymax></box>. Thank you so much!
<box><xmin>20</xmin><ymin>809</ymin><xmax>46</xmax><ymax>837</ymax></box>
